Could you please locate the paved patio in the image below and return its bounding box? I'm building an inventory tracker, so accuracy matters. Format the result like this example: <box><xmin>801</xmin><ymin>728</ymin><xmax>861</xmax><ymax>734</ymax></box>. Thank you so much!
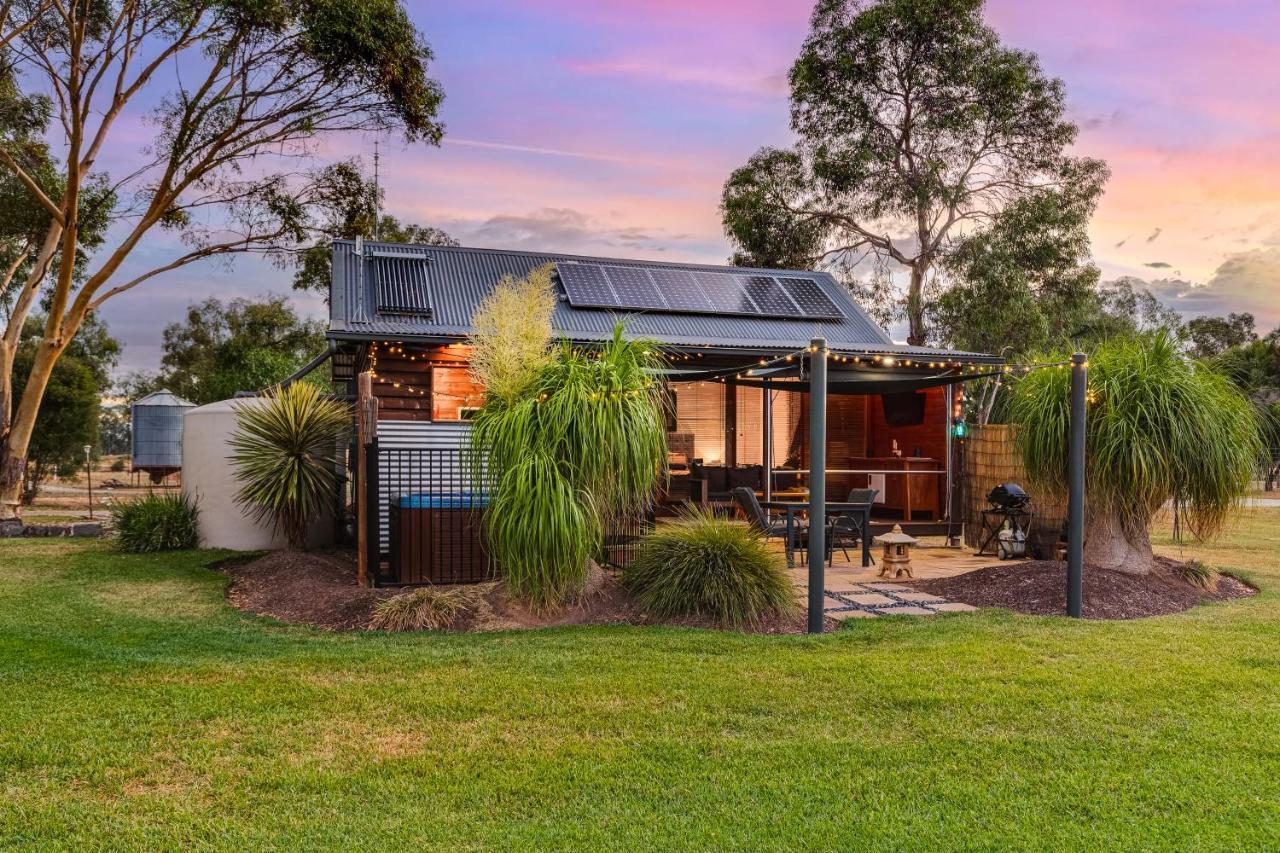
<box><xmin>778</xmin><ymin>537</ymin><xmax>997</xmax><ymax>618</ymax></box>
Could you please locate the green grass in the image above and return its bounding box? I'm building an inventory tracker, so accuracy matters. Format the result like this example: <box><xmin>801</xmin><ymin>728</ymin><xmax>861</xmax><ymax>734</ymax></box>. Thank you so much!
<box><xmin>1</xmin><ymin>512</ymin><xmax>1279</xmax><ymax>849</ymax></box>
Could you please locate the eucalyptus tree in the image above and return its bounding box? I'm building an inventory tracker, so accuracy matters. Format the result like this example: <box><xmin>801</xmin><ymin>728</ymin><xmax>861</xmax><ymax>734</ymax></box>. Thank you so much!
<box><xmin>930</xmin><ymin>161</ymin><xmax>1107</xmax><ymax>357</ymax></box>
<box><xmin>721</xmin><ymin>0</ymin><xmax>1104</xmax><ymax>344</ymax></box>
<box><xmin>0</xmin><ymin>0</ymin><xmax>444</xmax><ymax>519</ymax></box>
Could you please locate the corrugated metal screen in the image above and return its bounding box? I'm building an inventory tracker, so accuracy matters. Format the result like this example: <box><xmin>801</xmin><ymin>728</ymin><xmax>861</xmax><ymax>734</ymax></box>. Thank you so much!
<box><xmin>374</xmin><ymin>422</ymin><xmax>475</xmax><ymax>546</ymax></box>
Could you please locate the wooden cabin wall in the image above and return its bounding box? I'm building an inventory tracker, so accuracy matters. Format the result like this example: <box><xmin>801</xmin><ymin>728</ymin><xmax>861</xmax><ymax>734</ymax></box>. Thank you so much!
<box><xmin>867</xmin><ymin>386</ymin><xmax>948</xmax><ymax>460</ymax></box>
<box><xmin>363</xmin><ymin>344</ymin><xmax>480</xmax><ymax>421</ymax></box>
<box><xmin>867</xmin><ymin>386</ymin><xmax>949</xmax><ymax>510</ymax></box>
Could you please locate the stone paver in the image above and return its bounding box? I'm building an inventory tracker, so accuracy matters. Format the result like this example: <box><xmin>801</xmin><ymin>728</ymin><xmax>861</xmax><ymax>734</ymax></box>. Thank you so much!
<box><xmin>847</xmin><ymin>593</ymin><xmax>895</xmax><ymax>607</ymax></box>
<box><xmin>896</xmin><ymin>592</ymin><xmax>947</xmax><ymax>603</ymax></box>
<box><xmin>815</xmin><ymin>580</ymin><xmax>979</xmax><ymax>618</ymax></box>
<box><xmin>874</xmin><ymin>605</ymin><xmax>936</xmax><ymax>616</ymax></box>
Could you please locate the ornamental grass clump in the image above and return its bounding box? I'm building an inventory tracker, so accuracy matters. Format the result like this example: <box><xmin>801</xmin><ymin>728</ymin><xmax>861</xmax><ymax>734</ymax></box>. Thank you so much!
<box><xmin>468</xmin><ymin>271</ymin><xmax>667</xmax><ymax>611</ymax></box>
<box><xmin>112</xmin><ymin>491</ymin><xmax>200</xmax><ymax>553</ymax></box>
<box><xmin>1010</xmin><ymin>330</ymin><xmax>1262</xmax><ymax>574</ymax></box>
<box><xmin>624</xmin><ymin>505</ymin><xmax>797</xmax><ymax>629</ymax></box>
<box><xmin>369</xmin><ymin>587</ymin><xmax>473</xmax><ymax>632</ymax></box>
<box><xmin>228</xmin><ymin>383</ymin><xmax>349</xmax><ymax>550</ymax></box>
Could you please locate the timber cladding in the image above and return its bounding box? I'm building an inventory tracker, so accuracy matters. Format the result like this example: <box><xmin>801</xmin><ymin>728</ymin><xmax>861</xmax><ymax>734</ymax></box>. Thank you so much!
<box><xmin>961</xmin><ymin>424</ymin><xmax>1067</xmax><ymax>552</ymax></box>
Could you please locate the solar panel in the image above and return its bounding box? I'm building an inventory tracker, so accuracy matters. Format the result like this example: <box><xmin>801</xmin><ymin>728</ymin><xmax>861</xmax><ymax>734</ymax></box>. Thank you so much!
<box><xmin>556</xmin><ymin>262</ymin><xmax>845</xmax><ymax>320</ymax></box>
<box><xmin>371</xmin><ymin>253</ymin><xmax>433</xmax><ymax>316</ymax></box>
<box><xmin>603</xmin><ymin>266</ymin><xmax>666</xmax><ymax>310</ymax></box>
<box><xmin>649</xmin><ymin>268</ymin><xmax>715</xmax><ymax>312</ymax></box>
<box><xmin>557</xmin><ymin>263</ymin><xmax>618</xmax><ymax>308</ymax></box>
<box><xmin>695</xmin><ymin>271</ymin><xmax>756</xmax><ymax>315</ymax></box>
<box><xmin>742</xmin><ymin>275</ymin><xmax>799</xmax><ymax>315</ymax></box>
<box><xmin>779</xmin><ymin>276</ymin><xmax>843</xmax><ymax>319</ymax></box>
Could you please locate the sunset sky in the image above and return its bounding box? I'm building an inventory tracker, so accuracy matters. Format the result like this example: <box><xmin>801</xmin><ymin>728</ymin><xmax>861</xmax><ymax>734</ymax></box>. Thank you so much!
<box><xmin>102</xmin><ymin>0</ymin><xmax>1280</xmax><ymax>372</ymax></box>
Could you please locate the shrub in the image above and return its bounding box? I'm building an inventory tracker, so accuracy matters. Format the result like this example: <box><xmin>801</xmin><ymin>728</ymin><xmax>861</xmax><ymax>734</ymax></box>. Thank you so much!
<box><xmin>369</xmin><ymin>587</ymin><xmax>473</xmax><ymax>632</ymax></box>
<box><xmin>467</xmin><ymin>264</ymin><xmax>557</xmax><ymax>405</ymax></box>
<box><xmin>470</xmin><ymin>299</ymin><xmax>668</xmax><ymax>610</ymax></box>
<box><xmin>112</xmin><ymin>492</ymin><xmax>200</xmax><ymax>553</ymax></box>
<box><xmin>1010</xmin><ymin>330</ymin><xmax>1261</xmax><ymax>574</ymax></box>
<box><xmin>109</xmin><ymin>457</ymin><xmax>127</xmax><ymax>472</ymax></box>
<box><xmin>228</xmin><ymin>383</ymin><xmax>349</xmax><ymax>550</ymax></box>
<box><xmin>624</xmin><ymin>506</ymin><xmax>796</xmax><ymax>629</ymax></box>
<box><xmin>1177</xmin><ymin>559</ymin><xmax>1213</xmax><ymax>589</ymax></box>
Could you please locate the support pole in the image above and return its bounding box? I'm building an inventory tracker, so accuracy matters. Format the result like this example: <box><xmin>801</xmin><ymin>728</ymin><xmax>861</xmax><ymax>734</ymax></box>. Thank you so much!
<box><xmin>1067</xmin><ymin>352</ymin><xmax>1087</xmax><ymax>617</ymax></box>
<box><xmin>356</xmin><ymin>371</ymin><xmax>378</xmax><ymax>587</ymax></box>
<box><xmin>807</xmin><ymin>338</ymin><xmax>827</xmax><ymax>634</ymax></box>
<box><xmin>762</xmin><ymin>378</ymin><xmax>772</xmax><ymax>502</ymax></box>
<box><xmin>943</xmin><ymin>383</ymin><xmax>954</xmax><ymax>539</ymax></box>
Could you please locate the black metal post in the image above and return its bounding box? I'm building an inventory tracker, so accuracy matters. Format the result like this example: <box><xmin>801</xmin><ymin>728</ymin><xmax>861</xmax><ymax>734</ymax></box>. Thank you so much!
<box><xmin>762</xmin><ymin>378</ymin><xmax>772</xmax><ymax>502</ymax></box>
<box><xmin>1067</xmin><ymin>352</ymin><xmax>1087</xmax><ymax>617</ymax></box>
<box><xmin>807</xmin><ymin>337</ymin><xmax>827</xmax><ymax>634</ymax></box>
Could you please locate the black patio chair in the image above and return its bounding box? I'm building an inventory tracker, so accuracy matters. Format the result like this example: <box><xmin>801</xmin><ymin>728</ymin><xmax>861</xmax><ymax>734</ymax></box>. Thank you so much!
<box><xmin>829</xmin><ymin>488</ymin><xmax>877</xmax><ymax>565</ymax></box>
<box><xmin>732</xmin><ymin>486</ymin><xmax>816</xmax><ymax>566</ymax></box>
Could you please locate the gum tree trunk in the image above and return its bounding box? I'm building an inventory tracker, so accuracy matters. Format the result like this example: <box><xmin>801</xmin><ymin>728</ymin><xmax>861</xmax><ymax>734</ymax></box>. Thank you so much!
<box><xmin>905</xmin><ymin>263</ymin><xmax>927</xmax><ymax>346</ymax></box>
<box><xmin>1083</xmin><ymin>512</ymin><xmax>1154</xmax><ymax>575</ymax></box>
<box><xmin>0</xmin><ymin>340</ymin><xmax>61</xmax><ymax>520</ymax></box>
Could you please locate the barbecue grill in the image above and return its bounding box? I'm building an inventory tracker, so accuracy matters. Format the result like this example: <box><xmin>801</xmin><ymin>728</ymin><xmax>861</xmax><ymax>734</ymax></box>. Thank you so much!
<box><xmin>976</xmin><ymin>482</ymin><xmax>1035</xmax><ymax>558</ymax></box>
<box><xmin>986</xmin><ymin>482</ymin><xmax>1031</xmax><ymax>511</ymax></box>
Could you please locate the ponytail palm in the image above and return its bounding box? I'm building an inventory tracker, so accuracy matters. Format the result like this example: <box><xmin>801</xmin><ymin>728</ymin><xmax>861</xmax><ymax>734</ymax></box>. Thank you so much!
<box><xmin>470</xmin><ymin>324</ymin><xmax>667</xmax><ymax>610</ymax></box>
<box><xmin>229</xmin><ymin>383</ymin><xmax>349</xmax><ymax>550</ymax></box>
<box><xmin>1009</xmin><ymin>331</ymin><xmax>1261</xmax><ymax>574</ymax></box>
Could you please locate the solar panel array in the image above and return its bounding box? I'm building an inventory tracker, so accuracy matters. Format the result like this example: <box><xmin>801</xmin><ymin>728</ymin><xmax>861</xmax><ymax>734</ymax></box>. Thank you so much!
<box><xmin>371</xmin><ymin>251</ymin><xmax>433</xmax><ymax>317</ymax></box>
<box><xmin>557</xmin><ymin>262</ymin><xmax>843</xmax><ymax>320</ymax></box>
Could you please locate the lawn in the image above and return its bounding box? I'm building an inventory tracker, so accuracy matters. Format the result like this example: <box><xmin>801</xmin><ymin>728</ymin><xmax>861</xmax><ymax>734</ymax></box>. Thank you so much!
<box><xmin>2</xmin><ymin>512</ymin><xmax>1279</xmax><ymax>849</ymax></box>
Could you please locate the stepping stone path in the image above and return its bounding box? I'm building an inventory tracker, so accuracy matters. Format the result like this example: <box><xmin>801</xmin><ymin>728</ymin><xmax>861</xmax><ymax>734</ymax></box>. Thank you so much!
<box><xmin>798</xmin><ymin>582</ymin><xmax>979</xmax><ymax>619</ymax></box>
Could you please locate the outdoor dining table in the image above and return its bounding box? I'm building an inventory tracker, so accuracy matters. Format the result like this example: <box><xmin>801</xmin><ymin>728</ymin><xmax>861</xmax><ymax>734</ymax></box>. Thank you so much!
<box><xmin>760</xmin><ymin>500</ymin><xmax>874</xmax><ymax>569</ymax></box>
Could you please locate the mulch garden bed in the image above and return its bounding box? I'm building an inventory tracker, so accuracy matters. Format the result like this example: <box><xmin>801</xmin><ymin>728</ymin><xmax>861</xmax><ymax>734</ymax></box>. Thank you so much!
<box><xmin>913</xmin><ymin>556</ymin><xmax>1255</xmax><ymax>620</ymax></box>
<box><xmin>221</xmin><ymin>551</ymin><xmax>1254</xmax><ymax>631</ymax></box>
<box><xmin>220</xmin><ymin>550</ymin><xmax>815</xmax><ymax>634</ymax></box>
<box><xmin>221</xmin><ymin>551</ymin><xmax>398</xmax><ymax>631</ymax></box>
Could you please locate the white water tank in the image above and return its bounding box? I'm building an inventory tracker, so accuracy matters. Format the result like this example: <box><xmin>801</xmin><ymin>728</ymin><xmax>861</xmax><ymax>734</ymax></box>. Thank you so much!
<box><xmin>182</xmin><ymin>398</ymin><xmax>335</xmax><ymax>550</ymax></box>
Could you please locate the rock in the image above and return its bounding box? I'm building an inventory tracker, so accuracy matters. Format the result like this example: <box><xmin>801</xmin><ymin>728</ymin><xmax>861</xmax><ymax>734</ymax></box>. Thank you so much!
<box><xmin>15</xmin><ymin>521</ymin><xmax>104</xmax><ymax>538</ymax></box>
<box><xmin>0</xmin><ymin>518</ymin><xmax>23</xmax><ymax>538</ymax></box>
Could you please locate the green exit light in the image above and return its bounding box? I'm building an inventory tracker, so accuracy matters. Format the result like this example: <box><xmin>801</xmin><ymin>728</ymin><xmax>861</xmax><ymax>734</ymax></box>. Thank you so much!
<box><xmin>952</xmin><ymin>420</ymin><xmax>968</xmax><ymax>438</ymax></box>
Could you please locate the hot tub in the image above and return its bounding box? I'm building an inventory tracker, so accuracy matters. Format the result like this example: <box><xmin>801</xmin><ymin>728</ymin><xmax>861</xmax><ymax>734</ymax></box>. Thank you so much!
<box><xmin>389</xmin><ymin>493</ymin><xmax>492</xmax><ymax>584</ymax></box>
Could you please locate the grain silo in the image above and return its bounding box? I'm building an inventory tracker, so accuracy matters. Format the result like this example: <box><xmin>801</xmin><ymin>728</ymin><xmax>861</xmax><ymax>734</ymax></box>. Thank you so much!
<box><xmin>130</xmin><ymin>390</ymin><xmax>195</xmax><ymax>483</ymax></box>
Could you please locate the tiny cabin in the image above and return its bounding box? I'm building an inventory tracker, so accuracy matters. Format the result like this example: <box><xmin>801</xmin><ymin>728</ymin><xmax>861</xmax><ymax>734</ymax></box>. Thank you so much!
<box><xmin>321</xmin><ymin>240</ymin><xmax>1000</xmax><ymax>582</ymax></box>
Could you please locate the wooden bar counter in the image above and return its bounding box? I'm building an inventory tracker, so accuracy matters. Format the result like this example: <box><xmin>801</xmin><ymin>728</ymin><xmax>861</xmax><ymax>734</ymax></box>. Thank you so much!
<box><xmin>846</xmin><ymin>457</ymin><xmax>944</xmax><ymax>521</ymax></box>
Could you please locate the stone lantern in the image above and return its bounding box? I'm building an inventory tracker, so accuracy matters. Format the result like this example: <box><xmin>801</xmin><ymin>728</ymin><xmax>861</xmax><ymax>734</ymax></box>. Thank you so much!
<box><xmin>877</xmin><ymin>524</ymin><xmax>919</xmax><ymax>578</ymax></box>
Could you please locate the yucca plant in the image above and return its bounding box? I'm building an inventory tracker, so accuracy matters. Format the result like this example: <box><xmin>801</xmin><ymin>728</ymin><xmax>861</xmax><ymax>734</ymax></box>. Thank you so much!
<box><xmin>112</xmin><ymin>491</ymin><xmax>200</xmax><ymax>553</ymax></box>
<box><xmin>1010</xmin><ymin>330</ymin><xmax>1262</xmax><ymax>574</ymax></box>
<box><xmin>624</xmin><ymin>505</ymin><xmax>796</xmax><ymax>629</ymax></box>
<box><xmin>228</xmin><ymin>382</ymin><xmax>349</xmax><ymax>550</ymax></box>
<box><xmin>468</xmin><ymin>275</ymin><xmax>667</xmax><ymax>609</ymax></box>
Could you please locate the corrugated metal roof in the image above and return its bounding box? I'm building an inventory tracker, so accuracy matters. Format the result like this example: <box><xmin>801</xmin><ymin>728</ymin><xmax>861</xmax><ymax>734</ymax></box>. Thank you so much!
<box><xmin>329</xmin><ymin>241</ymin><xmax>998</xmax><ymax>361</ymax></box>
<box><xmin>131</xmin><ymin>390</ymin><xmax>195</xmax><ymax>408</ymax></box>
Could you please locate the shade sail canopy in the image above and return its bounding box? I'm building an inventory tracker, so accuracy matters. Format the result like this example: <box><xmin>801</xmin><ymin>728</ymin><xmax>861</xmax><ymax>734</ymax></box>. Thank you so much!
<box><xmin>653</xmin><ymin>364</ymin><xmax>1000</xmax><ymax>394</ymax></box>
